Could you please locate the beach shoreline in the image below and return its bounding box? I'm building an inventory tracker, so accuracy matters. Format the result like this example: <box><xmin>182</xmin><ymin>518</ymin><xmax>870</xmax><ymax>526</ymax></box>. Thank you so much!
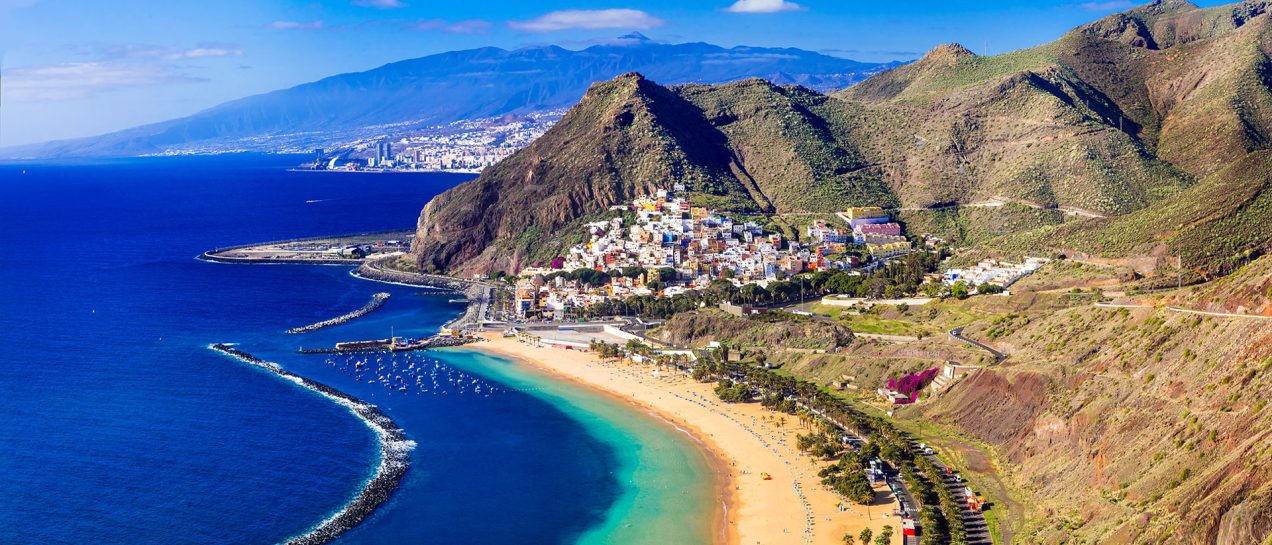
<box><xmin>465</xmin><ymin>334</ymin><xmax>905</xmax><ymax>545</ymax></box>
<box><xmin>465</xmin><ymin>340</ymin><xmax>738</xmax><ymax>545</ymax></box>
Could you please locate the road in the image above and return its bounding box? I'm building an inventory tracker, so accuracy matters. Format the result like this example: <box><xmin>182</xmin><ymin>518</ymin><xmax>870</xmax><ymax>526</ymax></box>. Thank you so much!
<box><xmin>1165</xmin><ymin>306</ymin><xmax>1272</xmax><ymax>319</ymax></box>
<box><xmin>949</xmin><ymin>327</ymin><xmax>1007</xmax><ymax>364</ymax></box>
<box><xmin>908</xmin><ymin>440</ymin><xmax>993</xmax><ymax>545</ymax></box>
<box><xmin>1093</xmin><ymin>302</ymin><xmax>1152</xmax><ymax>309</ymax></box>
<box><xmin>1093</xmin><ymin>302</ymin><xmax>1272</xmax><ymax>320</ymax></box>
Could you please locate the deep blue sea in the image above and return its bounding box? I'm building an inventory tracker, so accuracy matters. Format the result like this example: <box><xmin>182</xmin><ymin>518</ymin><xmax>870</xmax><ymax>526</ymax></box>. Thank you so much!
<box><xmin>0</xmin><ymin>155</ymin><xmax>713</xmax><ymax>545</ymax></box>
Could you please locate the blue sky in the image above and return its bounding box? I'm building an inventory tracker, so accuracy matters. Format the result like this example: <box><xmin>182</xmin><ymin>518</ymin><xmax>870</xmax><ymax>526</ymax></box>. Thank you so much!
<box><xmin>0</xmin><ymin>0</ymin><xmax>1226</xmax><ymax>147</ymax></box>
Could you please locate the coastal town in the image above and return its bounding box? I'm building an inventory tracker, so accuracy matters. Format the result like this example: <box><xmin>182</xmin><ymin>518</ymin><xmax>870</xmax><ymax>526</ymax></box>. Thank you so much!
<box><xmin>299</xmin><ymin>110</ymin><xmax>563</xmax><ymax>173</ymax></box>
<box><xmin>509</xmin><ymin>188</ymin><xmax>917</xmax><ymax>320</ymax></box>
<box><xmin>507</xmin><ymin>188</ymin><xmax>1047</xmax><ymax>322</ymax></box>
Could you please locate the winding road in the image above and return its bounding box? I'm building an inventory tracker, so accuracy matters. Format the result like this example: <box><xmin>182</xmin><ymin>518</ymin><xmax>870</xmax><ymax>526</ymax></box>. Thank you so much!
<box><xmin>948</xmin><ymin>327</ymin><xmax>1007</xmax><ymax>365</ymax></box>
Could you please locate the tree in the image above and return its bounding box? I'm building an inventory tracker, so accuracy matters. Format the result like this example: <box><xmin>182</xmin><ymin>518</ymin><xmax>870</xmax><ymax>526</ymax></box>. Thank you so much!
<box><xmin>820</xmin><ymin>454</ymin><xmax>873</xmax><ymax>503</ymax></box>
<box><xmin>875</xmin><ymin>525</ymin><xmax>893</xmax><ymax>545</ymax></box>
<box><xmin>950</xmin><ymin>281</ymin><xmax>970</xmax><ymax>300</ymax></box>
<box><xmin>859</xmin><ymin>528</ymin><xmax>873</xmax><ymax>545</ymax></box>
<box><xmin>859</xmin><ymin>440</ymin><xmax>881</xmax><ymax>460</ymax></box>
<box><xmin>714</xmin><ymin>379</ymin><xmax>751</xmax><ymax>403</ymax></box>
<box><xmin>842</xmin><ymin>534</ymin><xmax>856</xmax><ymax>545</ymax></box>
<box><xmin>978</xmin><ymin>283</ymin><xmax>1004</xmax><ymax>295</ymax></box>
<box><xmin>619</xmin><ymin>266</ymin><xmax>646</xmax><ymax>279</ymax></box>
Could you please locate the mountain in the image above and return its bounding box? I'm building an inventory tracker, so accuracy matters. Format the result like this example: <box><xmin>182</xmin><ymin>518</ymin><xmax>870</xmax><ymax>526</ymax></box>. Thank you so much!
<box><xmin>9</xmin><ymin>37</ymin><xmax>896</xmax><ymax>158</ymax></box>
<box><xmin>412</xmin><ymin>0</ymin><xmax>1272</xmax><ymax>278</ymax></box>
<box><xmin>410</xmin><ymin>72</ymin><xmax>911</xmax><ymax>274</ymax></box>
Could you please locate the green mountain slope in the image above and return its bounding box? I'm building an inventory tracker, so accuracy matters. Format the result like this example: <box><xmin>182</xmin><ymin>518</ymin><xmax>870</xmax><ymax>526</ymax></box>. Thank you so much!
<box><xmin>411</xmin><ymin>74</ymin><xmax>910</xmax><ymax>274</ymax></box>
<box><xmin>993</xmin><ymin>150</ymin><xmax>1272</xmax><ymax>277</ymax></box>
<box><xmin>411</xmin><ymin>73</ymin><xmax>755</xmax><ymax>274</ymax></box>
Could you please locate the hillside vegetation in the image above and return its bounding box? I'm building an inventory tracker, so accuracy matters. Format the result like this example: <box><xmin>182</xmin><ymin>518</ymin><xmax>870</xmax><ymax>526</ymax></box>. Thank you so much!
<box><xmin>920</xmin><ymin>284</ymin><xmax>1272</xmax><ymax>544</ymax></box>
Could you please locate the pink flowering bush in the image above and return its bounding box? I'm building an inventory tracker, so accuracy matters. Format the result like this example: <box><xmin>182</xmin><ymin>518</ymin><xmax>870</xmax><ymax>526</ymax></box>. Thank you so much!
<box><xmin>887</xmin><ymin>367</ymin><xmax>940</xmax><ymax>401</ymax></box>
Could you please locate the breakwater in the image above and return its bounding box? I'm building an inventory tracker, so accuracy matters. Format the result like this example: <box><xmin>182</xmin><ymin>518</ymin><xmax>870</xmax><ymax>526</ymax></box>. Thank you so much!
<box><xmin>352</xmin><ymin>261</ymin><xmax>471</xmax><ymax>291</ymax></box>
<box><xmin>352</xmin><ymin>261</ymin><xmax>494</xmax><ymax>330</ymax></box>
<box><xmin>208</xmin><ymin>343</ymin><xmax>413</xmax><ymax>545</ymax></box>
<box><xmin>298</xmin><ymin>335</ymin><xmax>475</xmax><ymax>354</ymax></box>
<box><xmin>288</xmin><ymin>293</ymin><xmax>391</xmax><ymax>334</ymax></box>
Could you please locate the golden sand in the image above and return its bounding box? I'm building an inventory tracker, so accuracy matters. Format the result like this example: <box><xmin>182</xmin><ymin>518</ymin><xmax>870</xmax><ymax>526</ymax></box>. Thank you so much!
<box><xmin>472</xmin><ymin>333</ymin><xmax>905</xmax><ymax>545</ymax></box>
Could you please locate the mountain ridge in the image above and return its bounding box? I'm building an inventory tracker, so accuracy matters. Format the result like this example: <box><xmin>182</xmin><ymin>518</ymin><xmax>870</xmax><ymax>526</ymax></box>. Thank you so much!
<box><xmin>5</xmin><ymin>39</ymin><xmax>898</xmax><ymax>159</ymax></box>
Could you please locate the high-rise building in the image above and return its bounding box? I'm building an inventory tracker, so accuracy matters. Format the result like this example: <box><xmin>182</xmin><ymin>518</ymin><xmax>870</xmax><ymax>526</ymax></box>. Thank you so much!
<box><xmin>374</xmin><ymin>141</ymin><xmax>392</xmax><ymax>164</ymax></box>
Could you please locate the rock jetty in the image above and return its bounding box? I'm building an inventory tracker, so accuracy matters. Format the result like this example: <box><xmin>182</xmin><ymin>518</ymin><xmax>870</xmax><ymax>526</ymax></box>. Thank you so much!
<box><xmin>208</xmin><ymin>343</ymin><xmax>413</xmax><ymax>545</ymax></box>
<box><xmin>288</xmin><ymin>293</ymin><xmax>390</xmax><ymax>334</ymax></box>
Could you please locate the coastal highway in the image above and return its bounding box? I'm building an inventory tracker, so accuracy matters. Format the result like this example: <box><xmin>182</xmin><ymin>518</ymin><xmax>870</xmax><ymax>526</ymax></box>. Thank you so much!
<box><xmin>949</xmin><ymin>327</ymin><xmax>1007</xmax><ymax>365</ymax></box>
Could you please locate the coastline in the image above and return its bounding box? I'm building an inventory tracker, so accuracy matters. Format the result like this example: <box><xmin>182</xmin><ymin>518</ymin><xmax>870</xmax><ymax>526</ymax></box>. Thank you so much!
<box><xmin>465</xmin><ymin>340</ymin><xmax>737</xmax><ymax>545</ymax></box>
<box><xmin>465</xmin><ymin>334</ymin><xmax>905</xmax><ymax>545</ymax></box>
<box><xmin>193</xmin><ymin>237</ymin><xmax>900</xmax><ymax>543</ymax></box>
<box><xmin>208</xmin><ymin>343</ymin><xmax>414</xmax><ymax>545</ymax></box>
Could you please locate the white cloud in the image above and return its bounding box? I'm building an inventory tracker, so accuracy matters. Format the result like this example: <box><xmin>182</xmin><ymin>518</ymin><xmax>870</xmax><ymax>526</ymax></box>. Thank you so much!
<box><xmin>508</xmin><ymin>9</ymin><xmax>664</xmax><ymax>32</ymax></box>
<box><xmin>90</xmin><ymin>43</ymin><xmax>243</xmax><ymax>61</ymax></box>
<box><xmin>168</xmin><ymin>47</ymin><xmax>242</xmax><ymax>59</ymax></box>
<box><xmin>406</xmin><ymin>19</ymin><xmax>492</xmax><ymax>34</ymax></box>
<box><xmin>269</xmin><ymin>20</ymin><xmax>324</xmax><ymax>30</ymax></box>
<box><xmin>2</xmin><ymin>61</ymin><xmax>202</xmax><ymax>101</ymax></box>
<box><xmin>1078</xmin><ymin>1</ymin><xmax>1135</xmax><ymax>10</ymax></box>
<box><xmin>724</xmin><ymin>0</ymin><xmax>804</xmax><ymax>13</ymax></box>
<box><xmin>352</xmin><ymin>0</ymin><xmax>405</xmax><ymax>7</ymax></box>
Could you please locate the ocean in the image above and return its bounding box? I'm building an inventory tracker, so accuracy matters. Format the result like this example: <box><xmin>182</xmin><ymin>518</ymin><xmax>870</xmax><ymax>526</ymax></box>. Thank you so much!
<box><xmin>0</xmin><ymin>155</ymin><xmax>715</xmax><ymax>545</ymax></box>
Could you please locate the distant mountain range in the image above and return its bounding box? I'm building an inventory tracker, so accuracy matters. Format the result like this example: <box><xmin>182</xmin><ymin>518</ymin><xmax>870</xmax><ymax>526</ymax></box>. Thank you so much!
<box><xmin>6</xmin><ymin>33</ymin><xmax>899</xmax><ymax>158</ymax></box>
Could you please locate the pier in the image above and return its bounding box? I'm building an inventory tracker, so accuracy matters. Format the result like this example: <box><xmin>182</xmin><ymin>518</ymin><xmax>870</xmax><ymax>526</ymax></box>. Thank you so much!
<box><xmin>298</xmin><ymin>334</ymin><xmax>474</xmax><ymax>354</ymax></box>
<box><xmin>288</xmin><ymin>293</ymin><xmax>390</xmax><ymax>334</ymax></box>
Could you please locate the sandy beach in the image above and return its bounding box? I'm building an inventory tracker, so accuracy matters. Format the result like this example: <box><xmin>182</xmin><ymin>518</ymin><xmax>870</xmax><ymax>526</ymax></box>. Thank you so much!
<box><xmin>471</xmin><ymin>333</ymin><xmax>904</xmax><ymax>545</ymax></box>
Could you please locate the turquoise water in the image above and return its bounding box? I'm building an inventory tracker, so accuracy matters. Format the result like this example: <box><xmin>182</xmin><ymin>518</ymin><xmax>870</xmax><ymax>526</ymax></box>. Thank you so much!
<box><xmin>440</xmin><ymin>350</ymin><xmax>719</xmax><ymax>545</ymax></box>
<box><xmin>0</xmin><ymin>155</ymin><xmax>716</xmax><ymax>544</ymax></box>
